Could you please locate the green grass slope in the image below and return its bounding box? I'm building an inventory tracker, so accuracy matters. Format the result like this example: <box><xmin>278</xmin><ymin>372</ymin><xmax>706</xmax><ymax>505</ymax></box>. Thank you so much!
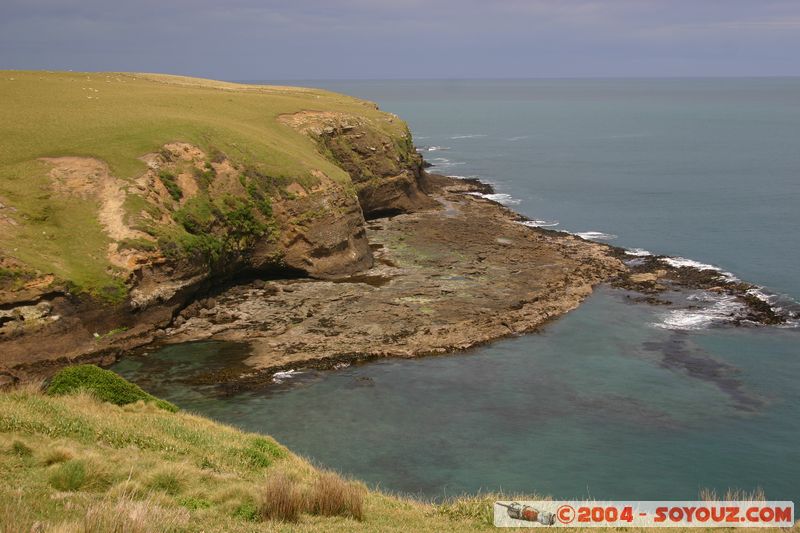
<box><xmin>0</xmin><ymin>71</ymin><xmax>407</xmax><ymax>297</ymax></box>
<box><xmin>1</xmin><ymin>371</ymin><xmax>796</xmax><ymax>532</ymax></box>
<box><xmin>0</xmin><ymin>380</ymin><xmax>491</xmax><ymax>532</ymax></box>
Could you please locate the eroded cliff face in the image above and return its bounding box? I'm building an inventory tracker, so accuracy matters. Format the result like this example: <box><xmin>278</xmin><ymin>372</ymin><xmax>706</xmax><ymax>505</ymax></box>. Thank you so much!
<box><xmin>278</xmin><ymin>111</ymin><xmax>437</xmax><ymax>218</ymax></box>
<box><xmin>0</xmin><ymin>113</ymin><xmax>430</xmax><ymax>382</ymax></box>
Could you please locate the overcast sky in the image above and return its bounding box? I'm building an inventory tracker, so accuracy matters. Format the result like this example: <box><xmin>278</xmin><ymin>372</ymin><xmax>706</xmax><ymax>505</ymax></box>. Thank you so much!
<box><xmin>1</xmin><ymin>0</ymin><xmax>799</xmax><ymax>80</ymax></box>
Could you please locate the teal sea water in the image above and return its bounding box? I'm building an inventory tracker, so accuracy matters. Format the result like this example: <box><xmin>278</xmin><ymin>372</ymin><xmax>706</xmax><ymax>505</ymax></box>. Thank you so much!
<box><xmin>113</xmin><ymin>79</ymin><xmax>800</xmax><ymax>502</ymax></box>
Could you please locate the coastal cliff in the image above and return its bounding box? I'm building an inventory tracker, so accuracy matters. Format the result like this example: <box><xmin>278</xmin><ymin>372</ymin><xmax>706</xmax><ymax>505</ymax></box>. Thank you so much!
<box><xmin>0</xmin><ymin>72</ymin><xmax>430</xmax><ymax>383</ymax></box>
<box><xmin>0</xmin><ymin>72</ymin><xmax>792</xmax><ymax>386</ymax></box>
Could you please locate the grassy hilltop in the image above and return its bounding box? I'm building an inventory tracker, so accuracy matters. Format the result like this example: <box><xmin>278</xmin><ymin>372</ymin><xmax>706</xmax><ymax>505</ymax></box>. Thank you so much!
<box><xmin>0</xmin><ymin>71</ymin><xmax>412</xmax><ymax>298</ymax></box>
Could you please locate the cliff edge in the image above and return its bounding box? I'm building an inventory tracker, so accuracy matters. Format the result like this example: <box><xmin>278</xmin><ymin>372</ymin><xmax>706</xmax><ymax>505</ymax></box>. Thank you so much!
<box><xmin>0</xmin><ymin>72</ymin><xmax>430</xmax><ymax>381</ymax></box>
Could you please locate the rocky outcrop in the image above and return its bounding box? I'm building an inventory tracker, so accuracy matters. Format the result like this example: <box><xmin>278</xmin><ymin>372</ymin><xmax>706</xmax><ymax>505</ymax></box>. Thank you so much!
<box><xmin>159</xmin><ymin>175</ymin><xmax>627</xmax><ymax>386</ymax></box>
<box><xmin>0</xmin><ymin>113</ymin><xmax>433</xmax><ymax>380</ymax></box>
<box><xmin>278</xmin><ymin>111</ymin><xmax>437</xmax><ymax>218</ymax></box>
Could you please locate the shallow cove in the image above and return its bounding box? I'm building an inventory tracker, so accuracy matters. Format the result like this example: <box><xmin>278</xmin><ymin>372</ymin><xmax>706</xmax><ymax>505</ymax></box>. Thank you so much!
<box><xmin>112</xmin><ymin>286</ymin><xmax>800</xmax><ymax>502</ymax></box>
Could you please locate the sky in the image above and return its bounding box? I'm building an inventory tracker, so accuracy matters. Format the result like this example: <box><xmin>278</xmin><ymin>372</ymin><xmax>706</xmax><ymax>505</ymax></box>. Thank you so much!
<box><xmin>1</xmin><ymin>0</ymin><xmax>799</xmax><ymax>80</ymax></box>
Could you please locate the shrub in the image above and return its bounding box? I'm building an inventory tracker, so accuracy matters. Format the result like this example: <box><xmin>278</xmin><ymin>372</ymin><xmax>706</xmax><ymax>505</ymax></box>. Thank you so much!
<box><xmin>46</xmin><ymin>365</ymin><xmax>178</xmax><ymax>412</ymax></box>
<box><xmin>307</xmin><ymin>472</ymin><xmax>364</xmax><ymax>521</ymax></box>
<box><xmin>158</xmin><ymin>171</ymin><xmax>183</xmax><ymax>201</ymax></box>
<box><xmin>258</xmin><ymin>471</ymin><xmax>303</xmax><ymax>523</ymax></box>
<box><xmin>49</xmin><ymin>459</ymin><xmax>87</xmax><ymax>491</ymax></box>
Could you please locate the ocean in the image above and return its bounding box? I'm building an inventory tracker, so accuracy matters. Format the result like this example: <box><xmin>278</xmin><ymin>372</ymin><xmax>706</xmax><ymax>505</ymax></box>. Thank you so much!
<box><xmin>112</xmin><ymin>79</ymin><xmax>800</xmax><ymax>502</ymax></box>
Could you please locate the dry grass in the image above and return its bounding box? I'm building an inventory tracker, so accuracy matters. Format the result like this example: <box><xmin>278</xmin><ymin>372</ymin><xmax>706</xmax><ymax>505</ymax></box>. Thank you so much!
<box><xmin>699</xmin><ymin>486</ymin><xmax>767</xmax><ymax>501</ymax></box>
<box><xmin>306</xmin><ymin>471</ymin><xmax>364</xmax><ymax>521</ymax></box>
<box><xmin>258</xmin><ymin>470</ymin><xmax>304</xmax><ymax>523</ymax></box>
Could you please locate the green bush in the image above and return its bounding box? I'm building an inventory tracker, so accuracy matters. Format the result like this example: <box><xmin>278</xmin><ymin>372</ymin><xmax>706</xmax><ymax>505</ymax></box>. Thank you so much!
<box><xmin>46</xmin><ymin>365</ymin><xmax>178</xmax><ymax>412</ymax></box>
<box><xmin>158</xmin><ymin>170</ymin><xmax>183</xmax><ymax>201</ymax></box>
<box><xmin>48</xmin><ymin>459</ymin><xmax>86</xmax><ymax>491</ymax></box>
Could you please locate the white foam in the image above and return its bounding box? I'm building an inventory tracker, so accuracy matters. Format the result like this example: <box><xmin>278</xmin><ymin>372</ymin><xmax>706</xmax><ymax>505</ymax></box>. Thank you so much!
<box><xmin>425</xmin><ymin>146</ymin><xmax>450</xmax><ymax>152</ymax></box>
<box><xmin>655</xmin><ymin>294</ymin><xmax>745</xmax><ymax>331</ymax></box>
<box><xmin>507</xmin><ymin>135</ymin><xmax>529</xmax><ymax>141</ymax></box>
<box><xmin>428</xmin><ymin>157</ymin><xmax>465</xmax><ymax>170</ymax></box>
<box><xmin>746</xmin><ymin>287</ymin><xmax>800</xmax><ymax>328</ymax></box>
<box><xmin>450</xmin><ymin>134</ymin><xmax>487</xmax><ymax>139</ymax></box>
<box><xmin>465</xmin><ymin>192</ymin><xmax>521</xmax><ymax>206</ymax></box>
<box><xmin>625</xmin><ymin>248</ymin><xmax>653</xmax><ymax>257</ymax></box>
<box><xmin>519</xmin><ymin>219</ymin><xmax>560</xmax><ymax>228</ymax></box>
<box><xmin>659</xmin><ymin>257</ymin><xmax>738</xmax><ymax>282</ymax></box>
<box><xmin>272</xmin><ymin>369</ymin><xmax>303</xmax><ymax>383</ymax></box>
<box><xmin>574</xmin><ymin>231</ymin><xmax>618</xmax><ymax>241</ymax></box>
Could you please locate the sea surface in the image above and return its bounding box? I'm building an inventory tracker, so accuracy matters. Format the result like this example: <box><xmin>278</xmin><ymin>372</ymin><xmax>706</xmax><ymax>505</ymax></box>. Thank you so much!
<box><xmin>113</xmin><ymin>79</ymin><xmax>800</xmax><ymax>502</ymax></box>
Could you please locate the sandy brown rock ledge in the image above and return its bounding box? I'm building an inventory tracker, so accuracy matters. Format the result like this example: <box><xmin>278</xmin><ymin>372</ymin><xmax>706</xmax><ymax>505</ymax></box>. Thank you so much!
<box><xmin>163</xmin><ymin>175</ymin><xmax>626</xmax><ymax>381</ymax></box>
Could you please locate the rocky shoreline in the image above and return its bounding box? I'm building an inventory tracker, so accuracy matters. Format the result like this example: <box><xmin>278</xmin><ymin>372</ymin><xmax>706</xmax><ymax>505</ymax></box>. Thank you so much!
<box><xmin>129</xmin><ymin>174</ymin><xmax>797</xmax><ymax>389</ymax></box>
<box><xmin>2</xmin><ymin>171</ymin><xmax>796</xmax><ymax>388</ymax></box>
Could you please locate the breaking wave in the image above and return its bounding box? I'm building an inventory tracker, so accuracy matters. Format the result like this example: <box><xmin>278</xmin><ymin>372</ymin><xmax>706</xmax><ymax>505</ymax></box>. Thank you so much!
<box><xmin>625</xmin><ymin>248</ymin><xmax>653</xmax><ymax>257</ymax></box>
<box><xmin>574</xmin><ymin>231</ymin><xmax>618</xmax><ymax>241</ymax></box>
<box><xmin>655</xmin><ymin>293</ymin><xmax>746</xmax><ymax>331</ymax></box>
<box><xmin>659</xmin><ymin>257</ymin><xmax>738</xmax><ymax>282</ymax></box>
<box><xmin>519</xmin><ymin>219</ymin><xmax>560</xmax><ymax>228</ymax></box>
<box><xmin>272</xmin><ymin>369</ymin><xmax>303</xmax><ymax>383</ymax></box>
<box><xmin>465</xmin><ymin>192</ymin><xmax>521</xmax><ymax>206</ymax></box>
<box><xmin>428</xmin><ymin>157</ymin><xmax>465</xmax><ymax>171</ymax></box>
<box><xmin>450</xmin><ymin>134</ymin><xmax>487</xmax><ymax>139</ymax></box>
<box><xmin>416</xmin><ymin>145</ymin><xmax>450</xmax><ymax>152</ymax></box>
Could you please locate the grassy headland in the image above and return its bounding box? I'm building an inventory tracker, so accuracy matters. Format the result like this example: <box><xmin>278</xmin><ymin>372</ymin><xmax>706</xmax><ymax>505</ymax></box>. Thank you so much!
<box><xmin>0</xmin><ymin>71</ymin><xmax>410</xmax><ymax>298</ymax></box>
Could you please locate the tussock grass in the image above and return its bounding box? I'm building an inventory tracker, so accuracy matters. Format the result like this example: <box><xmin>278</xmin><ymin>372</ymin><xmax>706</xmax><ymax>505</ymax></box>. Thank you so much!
<box><xmin>258</xmin><ymin>470</ymin><xmax>303</xmax><ymax>523</ymax></box>
<box><xmin>306</xmin><ymin>471</ymin><xmax>364</xmax><ymax>521</ymax></box>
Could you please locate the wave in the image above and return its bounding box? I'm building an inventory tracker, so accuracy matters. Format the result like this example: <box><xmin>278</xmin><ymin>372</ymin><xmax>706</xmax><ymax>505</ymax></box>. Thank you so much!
<box><xmin>624</xmin><ymin>248</ymin><xmax>653</xmax><ymax>257</ymax></box>
<box><xmin>506</xmin><ymin>135</ymin><xmax>529</xmax><ymax>141</ymax></box>
<box><xmin>659</xmin><ymin>257</ymin><xmax>738</xmax><ymax>282</ymax></box>
<box><xmin>417</xmin><ymin>145</ymin><xmax>450</xmax><ymax>152</ymax></box>
<box><xmin>519</xmin><ymin>219</ymin><xmax>559</xmax><ymax>228</ymax></box>
<box><xmin>465</xmin><ymin>192</ymin><xmax>521</xmax><ymax>206</ymax></box>
<box><xmin>272</xmin><ymin>369</ymin><xmax>303</xmax><ymax>383</ymax></box>
<box><xmin>574</xmin><ymin>231</ymin><xmax>618</xmax><ymax>241</ymax></box>
<box><xmin>428</xmin><ymin>157</ymin><xmax>465</xmax><ymax>170</ymax></box>
<box><xmin>653</xmin><ymin>283</ymin><xmax>800</xmax><ymax>331</ymax></box>
<box><xmin>450</xmin><ymin>134</ymin><xmax>487</xmax><ymax>139</ymax></box>
<box><xmin>655</xmin><ymin>293</ymin><xmax>746</xmax><ymax>331</ymax></box>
